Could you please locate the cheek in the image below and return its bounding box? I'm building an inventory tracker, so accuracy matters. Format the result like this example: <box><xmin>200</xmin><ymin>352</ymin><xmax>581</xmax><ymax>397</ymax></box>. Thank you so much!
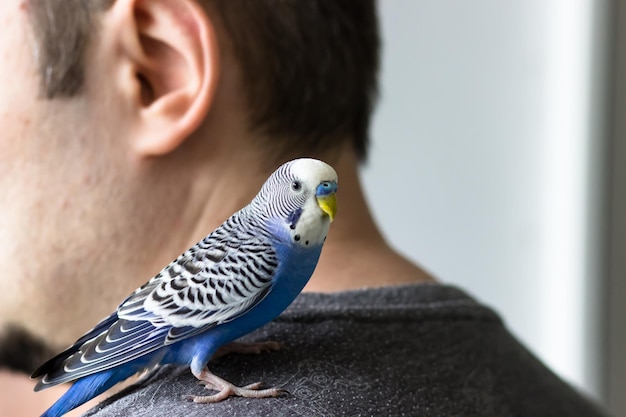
<box><xmin>0</xmin><ymin>27</ymin><xmax>47</xmax><ymax>194</ymax></box>
<box><xmin>0</xmin><ymin>5</ymin><xmax>41</xmax><ymax>147</ymax></box>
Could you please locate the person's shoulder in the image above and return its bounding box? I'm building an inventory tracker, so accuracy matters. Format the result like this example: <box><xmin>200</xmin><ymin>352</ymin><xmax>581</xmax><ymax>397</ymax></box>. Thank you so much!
<box><xmin>85</xmin><ymin>284</ymin><xmax>609</xmax><ymax>417</ymax></box>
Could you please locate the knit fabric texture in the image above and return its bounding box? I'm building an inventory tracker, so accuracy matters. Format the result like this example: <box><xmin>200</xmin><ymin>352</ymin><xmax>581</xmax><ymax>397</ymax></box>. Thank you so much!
<box><xmin>83</xmin><ymin>284</ymin><xmax>607</xmax><ymax>417</ymax></box>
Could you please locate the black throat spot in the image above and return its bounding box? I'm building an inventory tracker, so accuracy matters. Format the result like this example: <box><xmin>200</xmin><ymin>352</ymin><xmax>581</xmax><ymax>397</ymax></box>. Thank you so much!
<box><xmin>287</xmin><ymin>207</ymin><xmax>303</xmax><ymax>230</ymax></box>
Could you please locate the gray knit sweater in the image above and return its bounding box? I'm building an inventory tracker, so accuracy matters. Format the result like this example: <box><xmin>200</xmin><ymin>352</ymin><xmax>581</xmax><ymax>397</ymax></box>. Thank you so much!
<box><xmin>84</xmin><ymin>284</ymin><xmax>607</xmax><ymax>417</ymax></box>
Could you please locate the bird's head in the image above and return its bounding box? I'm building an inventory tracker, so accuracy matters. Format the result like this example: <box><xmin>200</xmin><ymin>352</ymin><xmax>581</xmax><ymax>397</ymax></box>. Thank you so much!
<box><xmin>254</xmin><ymin>158</ymin><xmax>338</xmax><ymax>248</ymax></box>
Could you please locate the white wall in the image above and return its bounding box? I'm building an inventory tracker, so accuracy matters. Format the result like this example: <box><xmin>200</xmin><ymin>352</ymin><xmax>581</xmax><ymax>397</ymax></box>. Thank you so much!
<box><xmin>363</xmin><ymin>0</ymin><xmax>611</xmax><ymax>403</ymax></box>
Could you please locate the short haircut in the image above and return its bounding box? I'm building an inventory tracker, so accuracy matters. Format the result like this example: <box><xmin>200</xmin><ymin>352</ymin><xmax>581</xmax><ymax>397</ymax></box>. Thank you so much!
<box><xmin>26</xmin><ymin>0</ymin><xmax>380</xmax><ymax>160</ymax></box>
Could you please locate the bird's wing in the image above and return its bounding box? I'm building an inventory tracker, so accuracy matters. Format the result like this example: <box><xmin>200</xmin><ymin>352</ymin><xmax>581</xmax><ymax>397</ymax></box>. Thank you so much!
<box><xmin>35</xmin><ymin>318</ymin><xmax>170</xmax><ymax>389</ymax></box>
<box><xmin>36</xmin><ymin>223</ymin><xmax>279</xmax><ymax>388</ymax></box>
<box><xmin>31</xmin><ymin>311</ymin><xmax>119</xmax><ymax>380</ymax></box>
<box><xmin>118</xmin><ymin>228</ymin><xmax>280</xmax><ymax>343</ymax></box>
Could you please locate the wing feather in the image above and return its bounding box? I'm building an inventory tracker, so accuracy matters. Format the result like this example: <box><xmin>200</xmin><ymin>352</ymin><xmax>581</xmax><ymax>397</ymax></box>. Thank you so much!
<box><xmin>119</xmin><ymin>225</ymin><xmax>278</xmax><ymax>336</ymax></box>
<box><xmin>38</xmin><ymin>320</ymin><xmax>169</xmax><ymax>387</ymax></box>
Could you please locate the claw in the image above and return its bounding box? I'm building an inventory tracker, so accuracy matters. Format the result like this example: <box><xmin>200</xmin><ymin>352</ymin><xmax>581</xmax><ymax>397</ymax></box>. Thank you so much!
<box><xmin>186</xmin><ymin>368</ymin><xmax>286</xmax><ymax>403</ymax></box>
<box><xmin>241</xmin><ymin>382</ymin><xmax>264</xmax><ymax>390</ymax></box>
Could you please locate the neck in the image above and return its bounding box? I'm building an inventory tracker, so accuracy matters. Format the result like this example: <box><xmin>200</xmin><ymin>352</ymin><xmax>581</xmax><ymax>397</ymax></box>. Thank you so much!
<box><xmin>303</xmin><ymin>148</ymin><xmax>435</xmax><ymax>292</ymax></box>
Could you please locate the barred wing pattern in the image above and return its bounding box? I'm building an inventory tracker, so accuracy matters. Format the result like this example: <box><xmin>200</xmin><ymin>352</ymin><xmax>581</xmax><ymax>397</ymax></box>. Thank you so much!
<box><xmin>119</xmin><ymin>212</ymin><xmax>279</xmax><ymax>341</ymax></box>
<box><xmin>37</xmin><ymin>212</ymin><xmax>279</xmax><ymax>387</ymax></box>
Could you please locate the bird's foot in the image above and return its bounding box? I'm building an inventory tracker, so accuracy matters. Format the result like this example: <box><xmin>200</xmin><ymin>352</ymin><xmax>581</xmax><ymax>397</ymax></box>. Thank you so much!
<box><xmin>211</xmin><ymin>340</ymin><xmax>284</xmax><ymax>359</ymax></box>
<box><xmin>185</xmin><ymin>369</ymin><xmax>286</xmax><ymax>403</ymax></box>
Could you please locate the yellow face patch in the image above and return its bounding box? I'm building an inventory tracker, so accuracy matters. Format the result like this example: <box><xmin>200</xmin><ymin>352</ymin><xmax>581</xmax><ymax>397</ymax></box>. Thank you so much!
<box><xmin>316</xmin><ymin>194</ymin><xmax>337</xmax><ymax>222</ymax></box>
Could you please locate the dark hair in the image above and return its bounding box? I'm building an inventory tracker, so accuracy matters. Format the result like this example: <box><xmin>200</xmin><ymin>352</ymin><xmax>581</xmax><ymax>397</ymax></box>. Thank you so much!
<box><xmin>27</xmin><ymin>0</ymin><xmax>114</xmax><ymax>98</ymax></box>
<box><xmin>27</xmin><ymin>0</ymin><xmax>380</xmax><ymax>160</ymax></box>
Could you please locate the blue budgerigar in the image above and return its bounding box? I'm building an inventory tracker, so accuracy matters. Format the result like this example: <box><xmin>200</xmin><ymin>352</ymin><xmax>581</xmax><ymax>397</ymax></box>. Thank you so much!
<box><xmin>32</xmin><ymin>158</ymin><xmax>338</xmax><ymax>417</ymax></box>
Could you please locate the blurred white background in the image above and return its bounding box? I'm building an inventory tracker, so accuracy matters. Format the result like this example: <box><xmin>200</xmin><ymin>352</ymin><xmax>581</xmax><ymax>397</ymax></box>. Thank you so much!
<box><xmin>363</xmin><ymin>0</ymin><xmax>621</xmax><ymax>413</ymax></box>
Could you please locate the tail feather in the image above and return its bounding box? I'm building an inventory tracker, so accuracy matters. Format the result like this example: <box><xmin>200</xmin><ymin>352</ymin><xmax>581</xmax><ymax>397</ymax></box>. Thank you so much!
<box><xmin>32</xmin><ymin>312</ymin><xmax>119</xmax><ymax>381</ymax></box>
<box><xmin>40</xmin><ymin>365</ymin><xmax>138</xmax><ymax>417</ymax></box>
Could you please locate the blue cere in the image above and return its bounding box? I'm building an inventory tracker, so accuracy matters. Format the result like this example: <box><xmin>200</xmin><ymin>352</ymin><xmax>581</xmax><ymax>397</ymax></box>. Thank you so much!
<box><xmin>316</xmin><ymin>181</ymin><xmax>338</xmax><ymax>197</ymax></box>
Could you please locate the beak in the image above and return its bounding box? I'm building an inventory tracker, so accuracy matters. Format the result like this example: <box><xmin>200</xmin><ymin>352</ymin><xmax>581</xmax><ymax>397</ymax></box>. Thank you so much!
<box><xmin>316</xmin><ymin>194</ymin><xmax>337</xmax><ymax>222</ymax></box>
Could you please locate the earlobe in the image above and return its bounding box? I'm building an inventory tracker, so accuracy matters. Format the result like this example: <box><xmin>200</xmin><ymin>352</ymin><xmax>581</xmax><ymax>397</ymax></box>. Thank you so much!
<box><xmin>112</xmin><ymin>0</ymin><xmax>219</xmax><ymax>156</ymax></box>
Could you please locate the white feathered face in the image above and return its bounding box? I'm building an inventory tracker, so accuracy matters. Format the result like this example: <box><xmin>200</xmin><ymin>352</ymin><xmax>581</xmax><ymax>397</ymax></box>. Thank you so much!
<box><xmin>256</xmin><ymin>158</ymin><xmax>338</xmax><ymax>248</ymax></box>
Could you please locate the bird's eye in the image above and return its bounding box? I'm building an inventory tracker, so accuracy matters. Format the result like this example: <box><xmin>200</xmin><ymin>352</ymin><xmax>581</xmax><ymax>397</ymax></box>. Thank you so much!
<box><xmin>291</xmin><ymin>181</ymin><xmax>302</xmax><ymax>192</ymax></box>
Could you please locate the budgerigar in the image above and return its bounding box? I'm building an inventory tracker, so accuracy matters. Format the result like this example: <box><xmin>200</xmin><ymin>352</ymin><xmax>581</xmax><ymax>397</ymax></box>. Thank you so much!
<box><xmin>32</xmin><ymin>158</ymin><xmax>338</xmax><ymax>417</ymax></box>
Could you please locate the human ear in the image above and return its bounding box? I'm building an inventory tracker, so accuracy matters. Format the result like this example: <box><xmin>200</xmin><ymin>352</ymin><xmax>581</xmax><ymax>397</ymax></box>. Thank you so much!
<box><xmin>108</xmin><ymin>0</ymin><xmax>219</xmax><ymax>156</ymax></box>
